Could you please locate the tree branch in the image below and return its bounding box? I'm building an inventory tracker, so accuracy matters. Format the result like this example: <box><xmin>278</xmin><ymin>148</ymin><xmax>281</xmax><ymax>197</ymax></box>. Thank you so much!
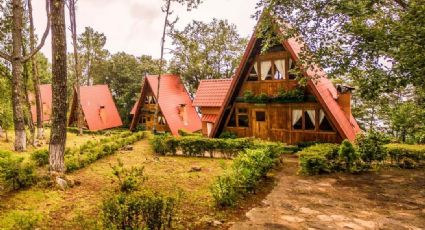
<box><xmin>394</xmin><ymin>0</ymin><xmax>407</xmax><ymax>9</ymax></box>
<box><xmin>0</xmin><ymin>51</ymin><xmax>11</xmax><ymax>62</ymax></box>
<box><xmin>22</xmin><ymin>0</ymin><xmax>51</xmax><ymax>62</ymax></box>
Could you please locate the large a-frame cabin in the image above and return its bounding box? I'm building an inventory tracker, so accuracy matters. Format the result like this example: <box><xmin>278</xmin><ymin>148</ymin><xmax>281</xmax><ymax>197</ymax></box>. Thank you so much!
<box><xmin>210</xmin><ymin>19</ymin><xmax>361</xmax><ymax>144</ymax></box>
<box><xmin>130</xmin><ymin>74</ymin><xmax>202</xmax><ymax>135</ymax></box>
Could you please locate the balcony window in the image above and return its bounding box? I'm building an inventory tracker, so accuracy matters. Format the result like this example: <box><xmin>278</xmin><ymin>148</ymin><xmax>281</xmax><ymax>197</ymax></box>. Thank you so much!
<box><xmin>292</xmin><ymin>109</ymin><xmax>303</xmax><ymax>130</ymax></box>
<box><xmin>247</xmin><ymin>62</ymin><xmax>259</xmax><ymax>81</ymax></box>
<box><xmin>319</xmin><ymin>109</ymin><xmax>333</xmax><ymax>131</ymax></box>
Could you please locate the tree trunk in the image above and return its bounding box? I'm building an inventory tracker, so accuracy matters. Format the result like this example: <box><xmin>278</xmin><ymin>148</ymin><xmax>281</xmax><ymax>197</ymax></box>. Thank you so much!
<box><xmin>153</xmin><ymin>0</ymin><xmax>171</xmax><ymax>133</ymax></box>
<box><xmin>49</xmin><ymin>0</ymin><xmax>67</xmax><ymax>173</ymax></box>
<box><xmin>69</xmin><ymin>0</ymin><xmax>83</xmax><ymax>135</ymax></box>
<box><xmin>28</xmin><ymin>0</ymin><xmax>45</xmax><ymax>140</ymax></box>
<box><xmin>11</xmin><ymin>0</ymin><xmax>27</xmax><ymax>151</ymax></box>
<box><xmin>22</xmin><ymin>40</ymin><xmax>37</xmax><ymax>147</ymax></box>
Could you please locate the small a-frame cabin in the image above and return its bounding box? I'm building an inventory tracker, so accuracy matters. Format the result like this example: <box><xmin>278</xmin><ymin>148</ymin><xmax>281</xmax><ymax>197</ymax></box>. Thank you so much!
<box><xmin>68</xmin><ymin>85</ymin><xmax>123</xmax><ymax>131</ymax></box>
<box><xmin>130</xmin><ymin>74</ymin><xmax>202</xmax><ymax>135</ymax></box>
<box><xmin>210</xmin><ymin>19</ymin><xmax>361</xmax><ymax>144</ymax></box>
<box><xmin>193</xmin><ymin>79</ymin><xmax>233</xmax><ymax>136</ymax></box>
<box><xmin>29</xmin><ymin>84</ymin><xmax>52</xmax><ymax>123</ymax></box>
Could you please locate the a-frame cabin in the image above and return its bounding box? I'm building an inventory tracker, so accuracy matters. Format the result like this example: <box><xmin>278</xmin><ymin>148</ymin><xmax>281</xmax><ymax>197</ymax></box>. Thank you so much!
<box><xmin>68</xmin><ymin>85</ymin><xmax>123</xmax><ymax>131</ymax></box>
<box><xmin>29</xmin><ymin>84</ymin><xmax>52</xmax><ymax>123</ymax></box>
<box><xmin>210</xmin><ymin>19</ymin><xmax>361</xmax><ymax>144</ymax></box>
<box><xmin>130</xmin><ymin>74</ymin><xmax>202</xmax><ymax>135</ymax></box>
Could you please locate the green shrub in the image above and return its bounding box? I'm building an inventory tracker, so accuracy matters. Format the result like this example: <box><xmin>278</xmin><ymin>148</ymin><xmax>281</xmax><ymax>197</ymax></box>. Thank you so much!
<box><xmin>0</xmin><ymin>156</ymin><xmax>37</xmax><ymax>191</ymax></box>
<box><xmin>338</xmin><ymin>140</ymin><xmax>359</xmax><ymax>172</ymax></box>
<box><xmin>210</xmin><ymin>174</ymin><xmax>238</xmax><ymax>207</ymax></box>
<box><xmin>102</xmin><ymin>192</ymin><xmax>176</xmax><ymax>230</ymax></box>
<box><xmin>386</xmin><ymin>143</ymin><xmax>425</xmax><ymax>168</ymax></box>
<box><xmin>298</xmin><ymin>143</ymin><xmax>340</xmax><ymax>175</ymax></box>
<box><xmin>111</xmin><ymin>159</ymin><xmax>146</xmax><ymax>193</ymax></box>
<box><xmin>30</xmin><ymin>149</ymin><xmax>49</xmax><ymax>167</ymax></box>
<box><xmin>210</xmin><ymin>146</ymin><xmax>282</xmax><ymax>207</ymax></box>
<box><xmin>219</xmin><ymin>131</ymin><xmax>238</xmax><ymax>139</ymax></box>
<box><xmin>356</xmin><ymin>131</ymin><xmax>389</xmax><ymax>165</ymax></box>
<box><xmin>10</xmin><ymin>210</ymin><xmax>42</xmax><ymax>230</ymax></box>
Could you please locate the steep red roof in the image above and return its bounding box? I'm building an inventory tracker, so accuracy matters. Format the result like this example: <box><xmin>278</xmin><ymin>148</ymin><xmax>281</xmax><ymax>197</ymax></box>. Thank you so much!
<box><xmin>30</xmin><ymin>84</ymin><xmax>52</xmax><ymax>123</ymax></box>
<box><xmin>201</xmin><ymin>114</ymin><xmax>217</xmax><ymax>123</ymax></box>
<box><xmin>211</xmin><ymin>20</ymin><xmax>361</xmax><ymax>141</ymax></box>
<box><xmin>193</xmin><ymin>79</ymin><xmax>233</xmax><ymax>107</ymax></box>
<box><xmin>130</xmin><ymin>100</ymin><xmax>138</xmax><ymax>115</ymax></box>
<box><xmin>78</xmin><ymin>85</ymin><xmax>123</xmax><ymax>131</ymax></box>
<box><xmin>132</xmin><ymin>74</ymin><xmax>202</xmax><ymax>135</ymax></box>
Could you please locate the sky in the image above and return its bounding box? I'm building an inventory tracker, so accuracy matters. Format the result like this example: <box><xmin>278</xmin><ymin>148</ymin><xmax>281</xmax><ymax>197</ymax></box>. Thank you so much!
<box><xmin>32</xmin><ymin>0</ymin><xmax>259</xmax><ymax>61</ymax></box>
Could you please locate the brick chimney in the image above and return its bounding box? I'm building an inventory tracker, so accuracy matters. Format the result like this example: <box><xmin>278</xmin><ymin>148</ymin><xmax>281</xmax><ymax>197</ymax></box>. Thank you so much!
<box><xmin>336</xmin><ymin>85</ymin><xmax>354</xmax><ymax>120</ymax></box>
<box><xmin>179</xmin><ymin>104</ymin><xmax>188</xmax><ymax>126</ymax></box>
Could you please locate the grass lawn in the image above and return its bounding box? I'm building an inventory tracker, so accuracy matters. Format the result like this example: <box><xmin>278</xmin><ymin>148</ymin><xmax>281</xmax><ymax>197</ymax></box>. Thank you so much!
<box><xmin>0</xmin><ymin>138</ymin><xmax>239</xmax><ymax>229</ymax></box>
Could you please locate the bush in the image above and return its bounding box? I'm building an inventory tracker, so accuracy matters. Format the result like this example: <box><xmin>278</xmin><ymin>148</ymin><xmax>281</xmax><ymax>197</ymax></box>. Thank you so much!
<box><xmin>356</xmin><ymin>131</ymin><xmax>389</xmax><ymax>164</ymax></box>
<box><xmin>219</xmin><ymin>131</ymin><xmax>237</xmax><ymax>139</ymax></box>
<box><xmin>338</xmin><ymin>140</ymin><xmax>360</xmax><ymax>172</ymax></box>
<box><xmin>111</xmin><ymin>159</ymin><xmax>146</xmax><ymax>193</ymax></box>
<box><xmin>102</xmin><ymin>192</ymin><xmax>176</xmax><ymax>230</ymax></box>
<box><xmin>30</xmin><ymin>149</ymin><xmax>49</xmax><ymax>167</ymax></box>
<box><xmin>210</xmin><ymin>146</ymin><xmax>282</xmax><ymax>207</ymax></box>
<box><xmin>386</xmin><ymin>144</ymin><xmax>425</xmax><ymax>168</ymax></box>
<box><xmin>298</xmin><ymin>143</ymin><xmax>340</xmax><ymax>175</ymax></box>
<box><xmin>65</xmin><ymin>131</ymin><xmax>146</xmax><ymax>172</ymax></box>
<box><xmin>0</xmin><ymin>156</ymin><xmax>37</xmax><ymax>191</ymax></box>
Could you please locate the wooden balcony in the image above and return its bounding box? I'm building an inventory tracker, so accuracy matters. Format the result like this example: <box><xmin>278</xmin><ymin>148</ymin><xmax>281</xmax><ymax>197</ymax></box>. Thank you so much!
<box><xmin>240</xmin><ymin>80</ymin><xmax>299</xmax><ymax>97</ymax></box>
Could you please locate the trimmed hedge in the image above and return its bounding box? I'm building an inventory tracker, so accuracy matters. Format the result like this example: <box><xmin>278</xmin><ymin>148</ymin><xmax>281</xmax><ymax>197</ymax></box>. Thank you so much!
<box><xmin>386</xmin><ymin>144</ymin><xmax>425</xmax><ymax>168</ymax></box>
<box><xmin>210</xmin><ymin>145</ymin><xmax>283</xmax><ymax>207</ymax></box>
<box><xmin>0</xmin><ymin>153</ymin><xmax>37</xmax><ymax>191</ymax></box>
<box><xmin>298</xmin><ymin>143</ymin><xmax>340</xmax><ymax>175</ymax></box>
<box><xmin>151</xmin><ymin>135</ymin><xmax>254</xmax><ymax>158</ymax></box>
<box><xmin>65</xmin><ymin>132</ymin><xmax>146</xmax><ymax>172</ymax></box>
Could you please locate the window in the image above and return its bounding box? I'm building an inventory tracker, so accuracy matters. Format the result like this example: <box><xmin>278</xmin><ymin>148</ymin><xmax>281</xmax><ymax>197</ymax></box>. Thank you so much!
<box><xmin>319</xmin><ymin>110</ymin><xmax>333</xmax><ymax>131</ymax></box>
<box><xmin>292</xmin><ymin>109</ymin><xmax>303</xmax><ymax>130</ymax></box>
<box><xmin>158</xmin><ymin>116</ymin><xmax>166</xmax><ymax>125</ymax></box>
<box><xmin>141</xmin><ymin>116</ymin><xmax>147</xmax><ymax>124</ymax></box>
<box><xmin>305</xmin><ymin>110</ymin><xmax>315</xmax><ymax>130</ymax></box>
<box><xmin>144</xmin><ymin>96</ymin><xmax>149</xmax><ymax>104</ymax></box>
<box><xmin>247</xmin><ymin>63</ymin><xmax>259</xmax><ymax>81</ymax></box>
<box><xmin>289</xmin><ymin>58</ymin><xmax>297</xmax><ymax>80</ymax></box>
<box><xmin>238</xmin><ymin>115</ymin><xmax>249</xmax><ymax>127</ymax></box>
<box><xmin>256</xmin><ymin>111</ymin><xmax>266</xmax><ymax>122</ymax></box>
<box><xmin>227</xmin><ymin>109</ymin><xmax>237</xmax><ymax>127</ymax></box>
<box><xmin>238</xmin><ymin>108</ymin><xmax>248</xmax><ymax>114</ymax></box>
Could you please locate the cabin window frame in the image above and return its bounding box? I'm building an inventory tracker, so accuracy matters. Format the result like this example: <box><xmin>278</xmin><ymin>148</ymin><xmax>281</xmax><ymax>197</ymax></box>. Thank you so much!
<box><xmin>291</xmin><ymin>108</ymin><xmax>336</xmax><ymax>133</ymax></box>
<box><xmin>246</xmin><ymin>51</ymin><xmax>298</xmax><ymax>82</ymax></box>
<box><xmin>226</xmin><ymin>106</ymin><xmax>250</xmax><ymax>128</ymax></box>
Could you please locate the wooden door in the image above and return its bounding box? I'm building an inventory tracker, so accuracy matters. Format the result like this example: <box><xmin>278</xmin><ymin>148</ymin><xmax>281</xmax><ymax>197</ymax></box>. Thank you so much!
<box><xmin>252</xmin><ymin>109</ymin><xmax>269</xmax><ymax>140</ymax></box>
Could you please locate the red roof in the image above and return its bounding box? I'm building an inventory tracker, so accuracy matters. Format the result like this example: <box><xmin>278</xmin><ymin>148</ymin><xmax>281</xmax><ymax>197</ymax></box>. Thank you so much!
<box><xmin>30</xmin><ymin>84</ymin><xmax>52</xmax><ymax>123</ymax></box>
<box><xmin>131</xmin><ymin>74</ymin><xmax>202</xmax><ymax>135</ymax></box>
<box><xmin>201</xmin><ymin>114</ymin><xmax>218</xmax><ymax>123</ymax></box>
<box><xmin>193</xmin><ymin>79</ymin><xmax>233</xmax><ymax>107</ymax></box>
<box><xmin>211</xmin><ymin>19</ymin><xmax>361</xmax><ymax>141</ymax></box>
<box><xmin>77</xmin><ymin>85</ymin><xmax>123</xmax><ymax>131</ymax></box>
<box><xmin>130</xmin><ymin>100</ymin><xmax>138</xmax><ymax>115</ymax></box>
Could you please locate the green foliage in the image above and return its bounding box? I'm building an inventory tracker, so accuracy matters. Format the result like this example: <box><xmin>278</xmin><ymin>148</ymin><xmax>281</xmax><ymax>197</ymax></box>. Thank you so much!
<box><xmin>386</xmin><ymin>144</ymin><xmax>425</xmax><ymax>169</ymax></box>
<box><xmin>65</xmin><ymin>131</ymin><xmax>146</xmax><ymax>172</ymax></box>
<box><xmin>111</xmin><ymin>159</ymin><xmax>146</xmax><ymax>193</ymax></box>
<box><xmin>210</xmin><ymin>146</ymin><xmax>282</xmax><ymax>207</ymax></box>
<box><xmin>298</xmin><ymin>144</ymin><xmax>340</xmax><ymax>175</ymax></box>
<box><xmin>356</xmin><ymin>131</ymin><xmax>389</xmax><ymax>164</ymax></box>
<box><xmin>102</xmin><ymin>192</ymin><xmax>176</xmax><ymax>230</ymax></box>
<box><xmin>150</xmin><ymin>135</ymin><xmax>255</xmax><ymax>158</ymax></box>
<box><xmin>30</xmin><ymin>149</ymin><xmax>49</xmax><ymax>167</ymax></box>
<box><xmin>240</xmin><ymin>88</ymin><xmax>305</xmax><ymax>104</ymax></box>
<box><xmin>10</xmin><ymin>210</ymin><xmax>42</xmax><ymax>230</ymax></box>
<box><xmin>219</xmin><ymin>131</ymin><xmax>237</xmax><ymax>139</ymax></box>
<box><xmin>389</xmin><ymin>102</ymin><xmax>425</xmax><ymax>143</ymax></box>
<box><xmin>169</xmin><ymin>19</ymin><xmax>247</xmax><ymax>94</ymax></box>
<box><xmin>0</xmin><ymin>155</ymin><xmax>37</xmax><ymax>191</ymax></box>
<box><xmin>0</xmin><ymin>77</ymin><xmax>13</xmax><ymax>133</ymax></box>
<box><xmin>338</xmin><ymin>140</ymin><xmax>359</xmax><ymax>172</ymax></box>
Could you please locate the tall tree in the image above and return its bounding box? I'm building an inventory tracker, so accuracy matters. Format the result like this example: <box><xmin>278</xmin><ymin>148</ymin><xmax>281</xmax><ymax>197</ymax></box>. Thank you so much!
<box><xmin>0</xmin><ymin>69</ymin><xmax>13</xmax><ymax>142</ymax></box>
<box><xmin>28</xmin><ymin>0</ymin><xmax>45</xmax><ymax>140</ymax></box>
<box><xmin>49</xmin><ymin>0</ymin><xmax>67</xmax><ymax>173</ymax></box>
<box><xmin>77</xmin><ymin>26</ymin><xmax>108</xmax><ymax>86</ymax></box>
<box><xmin>152</xmin><ymin>0</ymin><xmax>202</xmax><ymax>133</ymax></box>
<box><xmin>0</xmin><ymin>0</ymin><xmax>50</xmax><ymax>151</ymax></box>
<box><xmin>67</xmin><ymin>0</ymin><xmax>83</xmax><ymax>135</ymax></box>
<box><xmin>170</xmin><ymin>19</ymin><xmax>247</xmax><ymax>94</ymax></box>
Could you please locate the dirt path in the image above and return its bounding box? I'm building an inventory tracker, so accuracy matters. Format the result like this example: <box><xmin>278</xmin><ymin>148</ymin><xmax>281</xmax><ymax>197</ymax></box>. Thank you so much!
<box><xmin>230</xmin><ymin>155</ymin><xmax>425</xmax><ymax>230</ymax></box>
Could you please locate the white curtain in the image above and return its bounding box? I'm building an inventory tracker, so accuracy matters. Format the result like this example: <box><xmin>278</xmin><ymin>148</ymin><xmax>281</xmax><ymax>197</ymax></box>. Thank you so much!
<box><xmin>319</xmin><ymin>109</ymin><xmax>326</xmax><ymax>125</ymax></box>
<box><xmin>292</xmin><ymin>110</ymin><xmax>302</xmax><ymax>125</ymax></box>
<box><xmin>274</xmin><ymin>59</ymin><xmax>286</xmax><ymax>79</ymax></box>
<box><xmin>253</xmin><ymin>62</ymin><xmax>259</xmax><ymax>76</ymax></box>
<box><xmin>207</xmin><ymin>122</ymin><xmax>213</xmax><ymax>136</ymax></box>
<box><xmin>260</xmin><ymin>61</ymin><xmax>272</xmax><ymax>80</ymax></box>
<box><xmin>307</xmin><ymin>110</ymin><xmax>316</xmax><ymax>127</ymax></box>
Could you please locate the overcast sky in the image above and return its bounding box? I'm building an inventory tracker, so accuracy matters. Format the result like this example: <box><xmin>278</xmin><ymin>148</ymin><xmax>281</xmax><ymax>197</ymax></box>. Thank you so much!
<box><xmin>32</xmin><ymin>0</ymin><xmax>258</xmax><ymax>60</ymax></box>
